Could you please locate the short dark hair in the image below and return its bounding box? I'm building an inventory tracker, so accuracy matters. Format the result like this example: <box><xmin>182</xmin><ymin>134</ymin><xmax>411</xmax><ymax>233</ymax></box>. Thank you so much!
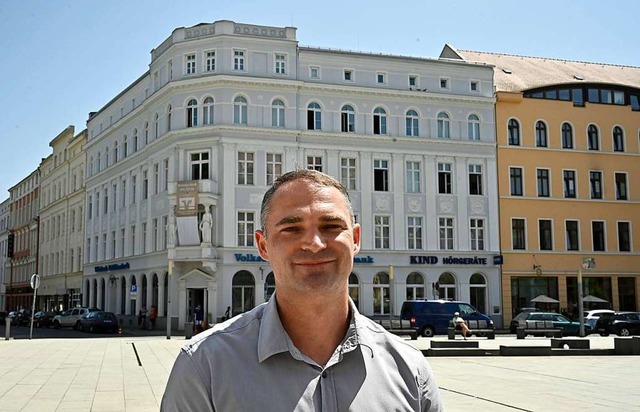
<box><xmin>260</xmin><ymin>169</ymin><xmax>354</xmax><ymax>233</ymax></box>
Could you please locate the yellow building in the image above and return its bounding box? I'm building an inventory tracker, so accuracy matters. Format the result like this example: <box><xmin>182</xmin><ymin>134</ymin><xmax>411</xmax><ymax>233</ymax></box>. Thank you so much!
<box><xmin>442</xmin><ymin>46</ymin><xmax>640</xmax><ymax>323</ymax></box>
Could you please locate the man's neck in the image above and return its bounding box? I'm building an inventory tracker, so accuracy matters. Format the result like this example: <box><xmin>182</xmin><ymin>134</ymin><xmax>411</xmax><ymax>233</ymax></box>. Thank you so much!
<box><xmin>276</xmin><ymin>293</ymin><xmax>351</xmax><ymax>366</ymax></box>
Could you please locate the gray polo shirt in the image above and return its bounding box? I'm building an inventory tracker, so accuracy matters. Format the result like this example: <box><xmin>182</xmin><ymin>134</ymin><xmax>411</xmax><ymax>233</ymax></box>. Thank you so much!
<box><xmin>161</xmin><ymin>296</ymin><xmax>442</xmax><ymax>411</ymax></box>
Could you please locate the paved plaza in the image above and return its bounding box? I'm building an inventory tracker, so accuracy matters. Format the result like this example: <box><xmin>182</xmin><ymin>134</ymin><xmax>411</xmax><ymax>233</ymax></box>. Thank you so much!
<box><xmin>0</xmin><ymin>334</ymin><xmax>638</xmax><ymax>411</ymax></box>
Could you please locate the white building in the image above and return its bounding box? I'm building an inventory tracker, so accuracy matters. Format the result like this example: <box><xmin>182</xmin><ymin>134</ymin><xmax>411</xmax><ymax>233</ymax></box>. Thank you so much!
<box><xmin>0</xmin><ymin>198</ymin><xmax>9</xmax><ymax>311</ymax></box>
<box><xmin>38</xmin><ymin>126</ymin><xmax>87</xmax><ymax>311</ymax></box>
<box><xmin>84</xmin><ymin>20</ymin><xmax>501</xmax><ymax>331</ymax></box>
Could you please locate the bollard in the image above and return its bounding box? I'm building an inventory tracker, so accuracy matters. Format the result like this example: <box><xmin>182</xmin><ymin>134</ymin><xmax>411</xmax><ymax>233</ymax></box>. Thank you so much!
<box><xmin>184</xmin><ymin>322</ymin><xmax>193</xmax><ymax>339</ymax></box>
<box><xmin>5</xmin><ymin>319</ymin><xmax>10</xmax><ymax>340</ymax></box>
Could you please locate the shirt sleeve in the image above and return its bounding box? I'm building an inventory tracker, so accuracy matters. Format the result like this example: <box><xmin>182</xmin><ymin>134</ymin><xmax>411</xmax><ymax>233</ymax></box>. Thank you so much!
<box><xmin>161</xmin><ymin>350</ymin><xmax>215</xmax><ymax>412</ymax></box>
<box><xmin>418</xmin><ymin>361</ymin><xmax>443</xmax><ymax>412</ymax></box>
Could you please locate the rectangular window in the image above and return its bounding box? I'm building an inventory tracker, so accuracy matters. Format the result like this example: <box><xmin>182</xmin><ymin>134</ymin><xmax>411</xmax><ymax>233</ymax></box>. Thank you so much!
<box><xmin>539</xmin><ymin>219</ymin><xmax>553</xmax><ymax>250</ymax></box>
<box><xmin>590</xmin><ymin>171</ymin><xmax>603</xmax><ymax>199</ymax></box>
<box><xmin>409</xmin><ymin>75</ymin><xmax>417</xmax><ymax>87</ymax></box>
<box><xmin>154</xmin><ymin>163</ymin><xmax>160</xmax><ymax>195</ymax></box>
<box><xmin>142</xmin><ymin>170</ymin><xmax>149</xmax><ymax>200</ymax></box>
<box><xmin>102</xmin><ymin>234</ymin><xmax>107</xmax><ymax>259</ymax></box>
<box><xmin>103</xmin><ymin>188</ymin><xmax>108</xmax><ymax>214</ymax></box>
<box><xmin>121</xmin><ymin>180</ymin><xmax>127</xmax><ymax>207</ymax></box>
<box><xmin>266</xmin><ymin>153</ymin><xmax>282</xmax><ymax>185</ymax></box>
<box><xmin>121</xmin><ymin>228</ymin><xmax>126</xmax><ymax>257</ymax></box>
<box><xmin>142</xmin><ymin>222</ymin><xmax>147</xmax><ymax>253</ymax></box>
<box><xmin>162</xmin><ymin>216</ymin><xmax>168</xmax><ymax>250</ymax></box>
<box><xmin>592</xmin><ymin>221</ymin><xmax>606</xmax><ymax>251</ymax></box>
<box><xmin>191</xmin><ymin>152</ymin><xmax>210</xmax><ymax>180</ymax></box>
<box><xmin>344</xmin><ymin>69</ymin><xmax>353</xmax><ymax>81</ymax></box>
<box><xmin>615</xmin><ymin>172</ymin><xmax>628</xmax><ymax>200</ymax></box>
<box><xmin>512</xmin><ymin>218</ymin><xmax>526</xmax><ymax>250</ymax></box>
<box><xmin>237</xmin><ymin>212</ymin><xmax>255</xmax><ymax>247</ymax></box>
<box><xmin>131</xmin><ymin>225</ymin><xmax>136</xmax><ymax>255</ymax></box>
<box><xmin>131</xmin><ymin>175</ymin><xmax>137</xmax><ymax>203</ymax></box>
<box><xmin>205</xmin><ymin>50</ymin><xmax>216</xmax><ymax>72</ymax></box>
<box><xmin>374</xmin><ymin>215</ymin><xmax>390</xmax><ymax>249</ymax></box>
<box><xmin>111</xmin><ymin>231</ymin><xmax>116</xmax><ymax>259</ymax></box>
<box><xmin>186</xmin><ymin>54</ymin><xmax>196</xmax><ymax>75</ymax></box>
<box><xmin>340</xmin><ymin>158</ymin><xmax>357</xmax><ymax>190</ymax></box>
<box><xmin>438</xmin><ymin>163</ymin><xmax>452</xmax><ymax>194</ymax></box>
<box><xmin>374</xmin><ymin>159</ymin><xmax>389</xmax><ymax>191</ymax></box>
<box><xmin>537</xmin><ymin>169</ymin><xmax>550</xmax><ymax>197</ymax></box>
<box><xmin>237</xmin><ymin>152</ymin><xmax>254</xmax><ymax>185</ymax></box>
<box><xmin>439</xmin><ymin>77</ymin><xmax>449</xmax><ymax>89</ymax></box>
<box><xmin>405</xmin><ymin>161</ymin><xmax>421</xmax><ymax>193</ymax></box>
<box><xmin>153</xmin><ymin>218</ymin><xmax>159</xmax><ymax>252</ymax></box>
<box><xmin>470</xmin><ymin>218</ymin><xmax>485</xmax><ymax>251</ymax></box>
<box><xmin>233</xmin><ymin>50</ymin><xmax>245</xmax><ymax>71</ymax></box>
<box><xmin>88</xmin><ymin>195</ymin><xmax>93</xmax><ymax>219</ymax></box>
<box><xmin>407</xmin><ymin>216</ymin><xmax>423</xmax><ymax>250</ymax></box>
<box><xmin>618</xmin><ymin>221</ymin><xmax>631</xmax><ymax>252</ymax></box>
<box><xmin>309</xmin><ymin>66</ymin><xmax>320</xmax><ymax>79</ymax></box>
<box><xmin>470</xmin><ymin>80</ymin><xmax>479</xmax><ymax>92</ymax></box>
<box><xmin>510</xmin><ymin>167</ymin><xmax>523</xmax><ymax>196</ymax></box>
<box><xmin>439</xmin><ymin>217</ymin><xmax>454</xmax><ymax>250</ymax></box>
<box><xmin>163</xmin><ymin>158</ymin><xmax>169</xmax><ymax>191</ymax></box>
<box><xmin>566</xmin><ymin>220</ymin><xmax>579</xmax><ymax>251</ymax></box>
<box><xmin>376</xmin><ymin>72</ymin><xmax>386</xmax><ymax>84</ymax></box>
<box><xmin>564</xmin><ymin>170</ymin><xmax>576</xmax><ymax>198</ymax></box>
<box><xmin>275</xmin><ymin>53</ymin><xmax>286</xmax><ymax>74</ymax></box>
<box><xmin>306</xmin><ymin>156</ymin><xmax>323</xmax><ymax>172</ymax></box>
<box><xmin>468</xmin><ymin>165</ymin><xmax>483</xmax><ymax>195</ymax></box>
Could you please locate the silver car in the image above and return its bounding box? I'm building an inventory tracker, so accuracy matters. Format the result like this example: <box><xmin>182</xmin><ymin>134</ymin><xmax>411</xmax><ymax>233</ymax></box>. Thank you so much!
<box><xmin>53</xmin><ymin>307</ymin><xmax>100</xmax><ymax>330</ymax></box>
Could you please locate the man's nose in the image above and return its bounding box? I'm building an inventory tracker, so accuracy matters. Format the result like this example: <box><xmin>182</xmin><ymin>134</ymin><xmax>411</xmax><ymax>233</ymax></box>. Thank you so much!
<box><xmin>301</xmin><ymin>229</ymin><xmax>326</xmax><ymax>253</ymax></box>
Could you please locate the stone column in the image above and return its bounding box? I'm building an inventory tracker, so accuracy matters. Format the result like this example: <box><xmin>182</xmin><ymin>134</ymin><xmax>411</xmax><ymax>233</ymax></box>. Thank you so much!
<box><xmin>157</xmin><ymin>274</ymin><xmax>165</xmax><ymax>318</ymax></box>
<box><xmin>115</xmin><ymin>278</ymin><xmax>123</xmax><ymax>315</ymax></box>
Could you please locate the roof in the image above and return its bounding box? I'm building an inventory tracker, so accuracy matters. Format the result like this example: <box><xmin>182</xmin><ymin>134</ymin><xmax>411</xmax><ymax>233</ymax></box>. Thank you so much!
<box><xmin>440</xmin><ymin>44</ymin><xmax>640</xmax><ymax>92</ymax></box>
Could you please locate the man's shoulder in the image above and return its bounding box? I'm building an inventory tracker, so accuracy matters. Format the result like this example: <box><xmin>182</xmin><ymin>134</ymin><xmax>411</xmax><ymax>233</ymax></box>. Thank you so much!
<box><xmin>356</xmin><ymin>315</ymin><xmax>423</xmax><ymax>357</ymax></box>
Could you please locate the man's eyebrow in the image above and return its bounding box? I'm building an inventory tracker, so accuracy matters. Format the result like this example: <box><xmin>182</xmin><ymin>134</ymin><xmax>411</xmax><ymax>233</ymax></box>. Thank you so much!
<box><xmin>274</xmin><ymin>216</ymin><xmax>303</xmax><ymax>226</ymax></box>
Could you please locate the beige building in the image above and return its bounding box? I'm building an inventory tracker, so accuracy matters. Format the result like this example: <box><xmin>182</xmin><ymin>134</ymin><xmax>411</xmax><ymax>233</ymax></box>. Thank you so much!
<box><xmin>443</xmin><ymin>46</ymin><xmax>640</xmax><ymax>323</ymax></box>
<box><xmin>38</xmin><ymin>126</ymin><xmax>87</xmax><ymax>311</ymax></box>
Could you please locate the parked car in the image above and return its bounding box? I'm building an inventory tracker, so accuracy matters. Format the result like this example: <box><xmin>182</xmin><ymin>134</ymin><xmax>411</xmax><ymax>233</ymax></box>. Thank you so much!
<box><xmin>400</xmin><ymin>300</ymin><xmax>494</xmax><ymax>337</ymax></box>
<box><xmin>33</xmin><ymin>311</ymin><xmax>56</xmax><ymax>328</ymax></box>
<box><xmin>595</xmin><ymin>312</ymin><xmax>640</xmax><ymax>336</ymax></box>
<box><xmin>584</xmin><ymin>309</ymin><xmax>614</xmax><ymax>330</ymax></box>
<box><xmin>78</xmin><ymin>311</ymin><xmax>119</xmax><ymax>333</ymax></box>
<box><xmin>12</xmin><ymin>308</ymin><xmax>32</xmax><ymax>326</ymax></box>
<box><xmin>510</xmin><ymin>312</ymin><xmax>590</xmax><ymax>336</ymax></box>
<box><xmin>53</xmin><ymin>307</ymin><xmax>101</xmax><ymax>330</ymax></box>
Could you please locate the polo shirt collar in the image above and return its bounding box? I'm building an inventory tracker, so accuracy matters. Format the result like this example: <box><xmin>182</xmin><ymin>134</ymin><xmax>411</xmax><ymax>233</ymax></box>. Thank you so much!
<box><xmin>257</xmin><ymin>295</ymin><xmax>372</xmax><ymax>363</ymax></box>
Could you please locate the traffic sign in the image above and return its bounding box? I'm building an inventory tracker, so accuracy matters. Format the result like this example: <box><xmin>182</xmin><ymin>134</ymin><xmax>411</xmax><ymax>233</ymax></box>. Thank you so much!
<box><xmin>130</xmin><ymin>284</ymin><xmax>138</xmax><ymax>300</ymax></box>
<box><xmin>30</xmin><ymin>274</ymin><xmax>40</xmax><ymax>290</ymax></box>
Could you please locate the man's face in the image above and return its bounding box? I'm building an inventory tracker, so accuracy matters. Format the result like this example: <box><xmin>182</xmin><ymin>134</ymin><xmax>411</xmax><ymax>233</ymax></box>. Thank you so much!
<box><xmin>255</xmin><ymin>179</ymin><xmax>360</xmax><ymax>298</ymax></box>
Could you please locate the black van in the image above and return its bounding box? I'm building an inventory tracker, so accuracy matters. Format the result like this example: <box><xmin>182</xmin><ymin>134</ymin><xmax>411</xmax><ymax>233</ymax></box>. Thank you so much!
<box><xmin>400</xmin><ymin>300</ymin><xmax>494</xmax><ymax>337</ymax></box>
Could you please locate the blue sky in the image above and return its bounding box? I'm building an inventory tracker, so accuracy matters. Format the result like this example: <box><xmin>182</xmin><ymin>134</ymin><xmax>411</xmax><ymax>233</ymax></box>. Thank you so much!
<box><xmin>1</xmin><ymin>0</ymin><xmax>638</xmax><ymax>198</ymax></box>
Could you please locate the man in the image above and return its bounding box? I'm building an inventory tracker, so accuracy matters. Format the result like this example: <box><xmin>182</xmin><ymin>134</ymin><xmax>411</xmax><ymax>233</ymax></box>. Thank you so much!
<box><xmin>161</xmin><ymin>169</ymin><xmax>442</xmax><ymax>411</ymax></box>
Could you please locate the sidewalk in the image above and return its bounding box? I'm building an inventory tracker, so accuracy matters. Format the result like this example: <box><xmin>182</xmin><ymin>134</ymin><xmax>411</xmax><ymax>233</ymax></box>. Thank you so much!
<box><xmin>1</xmin><ymin>335</ymin><xmax>639</xmax><ymax>411</ymax></box>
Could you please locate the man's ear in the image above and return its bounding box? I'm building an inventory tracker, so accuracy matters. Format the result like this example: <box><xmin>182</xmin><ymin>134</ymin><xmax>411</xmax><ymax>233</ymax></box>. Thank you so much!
<box><xmin>352</xmin><ymin>223</ymin><xmax>361</xmax><ymax>254</ymax></box>
<box><xmin>255</xmin><ymin>229</ymin><xmax>270</xmax><ymax>261</ymax></box>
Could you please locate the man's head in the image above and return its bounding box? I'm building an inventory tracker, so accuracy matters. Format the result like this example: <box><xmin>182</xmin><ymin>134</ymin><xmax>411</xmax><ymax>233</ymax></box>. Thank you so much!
<box><xmin>260</xmin><ymin>169</ymin><xmax>354</xmax><ymax>236</ymax></box>
<box><xmin>255</xmin><ymin>169</ymin><xmax>360</xmax><ymax>298</ymax></box>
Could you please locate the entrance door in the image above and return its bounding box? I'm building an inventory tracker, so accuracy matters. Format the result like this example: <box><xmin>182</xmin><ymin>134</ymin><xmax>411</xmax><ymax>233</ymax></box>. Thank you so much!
<box><xmin>187</xmin><ymin>288</ymin><xmax>206</xmax><ymax>322</ymax></box>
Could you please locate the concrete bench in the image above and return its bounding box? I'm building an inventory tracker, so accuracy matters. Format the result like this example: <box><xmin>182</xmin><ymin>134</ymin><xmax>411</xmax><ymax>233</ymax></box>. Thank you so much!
<box><xmin>373</xmin><ymin>319</ymin><xmax>418</xmax><ymax>340</ymax></box>
<box><xmin>550</xmin><ymin>338</ymin><xmax>590</xmax><ymax>349</ymax></box>
<box><xmin>447</xmin><ymin>319</ymin><xmax>495</xmax><ymax>340</ymax></box>
<box><xmin>516</xmin><ymin>320</ymin><xmax>562</xmax><ymax>339</ymax></box>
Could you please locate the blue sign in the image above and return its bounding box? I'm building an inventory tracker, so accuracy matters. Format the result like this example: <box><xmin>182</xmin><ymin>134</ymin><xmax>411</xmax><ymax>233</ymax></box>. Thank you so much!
<box><xmin>95</xmin><ymin>262</ymin><xmax>130</xmax><ymax>272</ymax></box>
<box><xmin>130</xmin><ymin>285</ymin><xmax>138</xmax><ymax>294</ymax></box>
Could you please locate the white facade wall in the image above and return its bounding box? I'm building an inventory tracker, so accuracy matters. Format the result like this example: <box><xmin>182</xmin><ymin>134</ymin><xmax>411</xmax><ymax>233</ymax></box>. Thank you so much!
<box><xmin>84</xmin><ymin>20</ymin><xmax>501</xmax><ymax>330</ymax></box>
<box><xmin>0</xmin><ymin>199</ymin><xmax>9</xmax><ymax>311</ymax></box>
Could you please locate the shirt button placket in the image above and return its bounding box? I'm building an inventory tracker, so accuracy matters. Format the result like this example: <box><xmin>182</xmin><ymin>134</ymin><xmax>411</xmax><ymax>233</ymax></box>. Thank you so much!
<box><xmin>320</xmin><ymin>369</ymin><xmax>337</xmax><ymax>411</ymax></box>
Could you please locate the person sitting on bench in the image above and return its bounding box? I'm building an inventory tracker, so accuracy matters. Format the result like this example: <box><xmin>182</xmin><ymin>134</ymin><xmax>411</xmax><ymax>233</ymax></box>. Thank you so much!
<box><xmin>452</xmin><ymin>312</ymin><xmax>471</xmax><ymax>339</ymax></box>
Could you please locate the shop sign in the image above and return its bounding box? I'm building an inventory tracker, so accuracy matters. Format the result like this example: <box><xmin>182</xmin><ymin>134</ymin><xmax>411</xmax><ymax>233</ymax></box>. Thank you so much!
<box><xmin>410</xmin><ymin>255</ymin><xmax>488</xmax><ymax>265</ymax></box>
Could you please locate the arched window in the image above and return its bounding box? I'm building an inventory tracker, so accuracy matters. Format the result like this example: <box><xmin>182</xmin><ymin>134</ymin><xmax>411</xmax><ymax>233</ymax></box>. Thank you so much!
<box><xmin>588</xmin><ymin>124</ymin><xmax>599</xmax><ymax>150</ymax></box>
<box><xmin>265</xmin><ymin>272</ymin><xmax>276</xmax><ymax>302</ymax></box>
<box><xmin>203</xmin><ymin>97</ymin><xmax>214</xmax><ymax>125</ymax></box>
<box><xmin>508</xmin><ymin>119</ymin><xmax>520</xmax><ymax>145</ymax></box>
<box><xmin>348</xmin><ymin>273</ymin><xmax>359</xmax><ymax>309</ymax></box>
<box><xmin>234</xmin><ymin>96</ymin><xmax>248</xmax><ymax>125</ymax></box>
<box><xmin>166</xmin><ymin>104</ymin><xmax>172</xmax><ymax>131</ymax></box>
<box><xmin>89</xmin><ymin>157</ymin><xmax>94</xmax><ymax>176</ymax></box>
<box><xmin>154</xmin><ymin>113</ymin><xmax>159</xmax><ymax>139</ymax></box>
<box><xmin>535</xmin><ymin>121</ymin><xmax>547</xmax><ymax>147</ymax></box>
<box><xmin>271</xmin><ymin>99</ymin><xmax>285</xmax><ymax>127</ymax></box>
<box><xmin>437</xmin><ymin>272</ymin><xmax>456</xmax><ymax>300</ymax></box>
<box><xmin>341</xmin><ymin>104</ymin><xmax>355</xmax><ymax>132</ymax></box>
<box><xmin>406</xmin><ymin>109</ymin><xmax>419</xmax><ymax>136</ymax></box>
<box><xmin>372</xmin><ymin>272</ymin><xmax>390</xmax><ymax>315</ymax></box>
<box><xmin>307</xmin><ymin>102</ymin><xmax>322</xmax><ymax>130</ymax></box>
<box><xmin>373</xmin><ymin>107</ymin><xmax>387</xmax><ymax>135</ymax></box>
<box><xmin>561</xmin><ymin>122</ymin><xmax>573</xmax><ymax>149</ymax></box>
<box><xmin>113</xmin><ymin>141</ymin><xmax>118</xmax><ymax>163</ymax></box>
<box><xmin>144</xmin><ymin>122</ymin><xmax>149</xmax><ymax>144</ymax></box>
<box><xmin>470</xmin><ymin>273</ymin><xmax>487</xmax><ymax>314</ymax></box>
<box><xmin>96</xmin><ymin>152</ymin><xmax>101</xmax><ymax>172</ymax></box>
<box><xmin>406</xmin><ymin>272</ymin><xmax>425</xmax><ymax>300</ymax></box>
<box><xmin>613</xmin><ymin>126</ymin><xmax>625</xmax><ymax>152</ymax></box>
<box><xmin>468</xmin><ymin>114</ymin><xmax>480</xmax><ymax>140</ymax></box>
<box><xmin>105</xmin><ymin>146</ymin><xmax>110</xmax><ymax>167</ymax></box>
<box><xmin>232</xmin><ymin>270</ymin><xmax>255</xmax><ymax>316</ymax></box>
<box><xmin>123</xmin><ymin>135</ymin><xmax>128</xmax><ymax>158</ymax></box>
<box><xmin>186</xmin><ymin>99</ymin><xmax>198</xmax><ymax>127</ymax></box>
<box><xmin>133</xmin><ymin>129</ymin><xmax>138</xmax><ymax>152</ymax></box>
<box><xmin>437</xmin><ymin>112</ymin><xmax>450</xmax><ymax>138</ymax></box>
